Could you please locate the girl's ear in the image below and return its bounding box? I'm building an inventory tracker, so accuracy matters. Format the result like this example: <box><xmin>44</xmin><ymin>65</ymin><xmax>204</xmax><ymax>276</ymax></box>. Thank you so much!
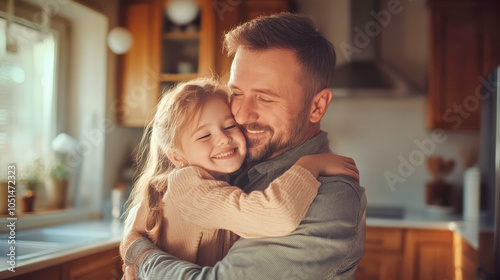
<box><xmin>167</xmin><ymin>150</ymin><xmax>187</xmax><ymax>168</ymax></box>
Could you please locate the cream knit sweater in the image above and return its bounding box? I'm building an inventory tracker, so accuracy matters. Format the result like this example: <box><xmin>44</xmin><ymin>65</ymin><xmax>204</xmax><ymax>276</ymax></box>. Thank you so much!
<box><xmin>130</xmin><ymin>165</ymin><xmax>320</xmax><ymax>266</ymax></box>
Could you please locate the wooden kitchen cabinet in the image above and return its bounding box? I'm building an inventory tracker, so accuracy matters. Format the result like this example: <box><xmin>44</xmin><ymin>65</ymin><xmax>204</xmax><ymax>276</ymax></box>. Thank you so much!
<box><xmin>355</xmin><ymin>227</ymin><xmax>455</xmax><ymax>280</ymax></box>
<box><xmin>8</xmin><ymin>266</ymin><xmax>61</xmax><ymax>280</ymax></box>
<box><xmin>402</xmin><ymin>229</ymin><xmax>454</xmax><ymax>280</ymax></box>
<box><xmin>8</xmin><ymin>247</ymin><xmax>122</xmax><ymax>280</ymax></box>
<box><xmin>453</xmin><ymin>231</ymin><xmax>479</xmax><ymax>280</ymax></box>
<box><xmin>117</xmin><ymin>0</ymin><xmax>292</xmax><ymax>126</ymax></box>
<box><xmin>117</xmin><ymin>0</ymin><xmax>161</xmax><ymax>127</ymax></box>
<box><xmin>355</xmin><ymin>253</ymin><xmax>401</xmax><ymax>280</ymax></box>
<box><xmin>61</xmin><ymin>247</ymin><xmax>122</xmax><ymax>280</ymax></box>
<box><xmin>355</xmin><ymin>227</ymin><xmax>403</xmax><ymax>280</ymax></box>
<box><xmin>427</xmin><ymin>0</ymin><xmax>500</xmax><ymax>130</ymax></box>
<box><xmin>117</xmin><ymin>0</ymin><xmax>215</xmax><ymax>127</ymax></box>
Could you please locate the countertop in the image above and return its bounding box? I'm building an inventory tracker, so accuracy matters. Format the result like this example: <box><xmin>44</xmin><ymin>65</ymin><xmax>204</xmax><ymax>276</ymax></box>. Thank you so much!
<box><xmin>366</xmin><ymin>208</ymin><xmax>463</xmax><ymax>229</ymax></box>
<box><xmin>365</xmin><ymin>208</ymin><xmax>494</xmax><ymax>249</ymax></box>
<box><xmin>0</xmin><ymin>219</ymin><xmax>123</xmax><ymax>279</ymax></box>
<box><xmin>0</xmin><ymin>209</ymin><xmax>492</xmax><ymax>278</ymax></box>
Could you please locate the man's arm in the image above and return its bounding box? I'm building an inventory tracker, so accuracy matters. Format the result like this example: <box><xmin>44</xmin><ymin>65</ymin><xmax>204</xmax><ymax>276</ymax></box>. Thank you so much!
<box><xmin>125</xmin><ymin>177</ymin><xmax>367</xmax><ymax>280</ymax></box>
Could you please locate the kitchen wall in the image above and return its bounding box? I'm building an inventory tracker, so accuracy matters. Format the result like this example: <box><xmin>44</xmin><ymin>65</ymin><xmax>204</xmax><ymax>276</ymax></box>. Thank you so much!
<box><xmin>56</xmin><ymin>1</ymin><xmax>108</xmax><ymax>211</ymax></box>
<box><xmin>66</xmin><ymin>0</ymin><xmax>481</xmax><ymax>212</ymax></box>
<box><xmin>322</xmin><ymin>96</ymin><xmax>479</xmax><ymax>209</ymax></box>
<box><xmin>298</xmin><ymin>0</ymin><xmax>480</xmax><ymax>210</ymax></box>
<box><xmin>73</xmin><ymin>0</ymin><xmax>145</xmax><ymax>212</ymax></box>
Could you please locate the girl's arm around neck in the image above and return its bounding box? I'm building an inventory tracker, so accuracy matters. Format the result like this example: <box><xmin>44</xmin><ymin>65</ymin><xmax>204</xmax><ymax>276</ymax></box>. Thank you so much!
<box><xmin>166</xmin><ymin>165</ymin><xmax>320</xmax><ymax>238</ymax></box>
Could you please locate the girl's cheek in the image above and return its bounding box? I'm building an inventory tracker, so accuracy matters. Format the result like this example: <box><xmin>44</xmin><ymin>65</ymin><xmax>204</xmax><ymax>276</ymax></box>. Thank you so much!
<box><xmin>232</xmin><ymin>129</ymin><xmax>243</xmax><ymax>139</ymax></box>
<box><xmin>236</xmin><ymin>131</ymin><xmax>247</xmax><ymax>147</ymax></box>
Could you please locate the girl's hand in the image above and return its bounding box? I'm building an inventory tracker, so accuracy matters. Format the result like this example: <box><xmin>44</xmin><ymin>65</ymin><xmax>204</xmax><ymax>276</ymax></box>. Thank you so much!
<box><xmin>295</xmin><ymin>154</ymin><xmax>359</xmax><ymax>183</ymax></box>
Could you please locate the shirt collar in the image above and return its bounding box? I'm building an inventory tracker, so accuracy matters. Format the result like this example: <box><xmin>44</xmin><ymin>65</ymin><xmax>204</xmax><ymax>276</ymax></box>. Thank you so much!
<box><xmin>251</xmin><ymin>131</ymin><xmax>331</xmax><ymax>176</ymax></box>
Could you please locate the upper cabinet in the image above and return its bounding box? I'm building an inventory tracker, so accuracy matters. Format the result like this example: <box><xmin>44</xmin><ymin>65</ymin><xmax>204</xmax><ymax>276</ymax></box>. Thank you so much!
<box><xmin>427</xmin><ymin>0</ymin><xmax>500</xmax><ymax>130</ymax></box>
<box><xmin>117</xmin><ymin>0</ymin><xmax>215</xmax><ymax>127</ymax></box>
<box><xmin>117</xmin><ymin>0</ymin><xmax>290</xmax><ymax>127</ymax></box>
<box><xmin>118</xmin><ymin>0</ymin><xmax>160</xmax><ymax>127</ymax></box>
<box><xmin>160</xmin><ymin>0</ymin><xmax>216</xmax><ymax>81</ymax></box>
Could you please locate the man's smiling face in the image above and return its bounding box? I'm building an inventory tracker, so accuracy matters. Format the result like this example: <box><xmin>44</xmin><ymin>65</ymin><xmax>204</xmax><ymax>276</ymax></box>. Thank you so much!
<box><xmin>229</xmin><ymin>48</ymin><xmax>311</xmax><ymax>162</ymax></box>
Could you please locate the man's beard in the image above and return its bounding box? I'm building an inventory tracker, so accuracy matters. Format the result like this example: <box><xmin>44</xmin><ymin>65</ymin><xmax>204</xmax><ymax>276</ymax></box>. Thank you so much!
<box><xmin>243</xmin><ymin>111</ymin><xmax>309</xmax><ymax>162</ymax></box>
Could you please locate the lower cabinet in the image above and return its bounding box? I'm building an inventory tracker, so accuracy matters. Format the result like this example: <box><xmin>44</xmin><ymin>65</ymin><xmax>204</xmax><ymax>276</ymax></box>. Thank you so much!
<box><xmin>454</xmin><ymin>231</ymin><xmax>479</xmax><ymax>280</ymax></box>
<box><xmin>9</xmin><ymin>247</ymin><xmax>122</xmax><ymax>280</ymax></box>
<box><xmin>61</xmin><ymin>247</ymin><xmax>123</xmax><ymax>280</ymax></box>
<box><xmin>8</xmin><ymin>266</ymin><xmax>62</xmax><ymax>280</ymax></box>
<box><xmin>403</xmin><ymin>229</ymin><xmax>454</xmax><ymax>280</ymax></box>
<box><xmin>355</xmin><ymin>227</ymin><xmax>403</xmax><ymax>280</ymax></box>
<box><xmin>355</xmin><ymin>227</ymin><xmax>455</xmax><ymax>280</ymax></box>
<box><xmin>355</xmin><ymin>253</ymin><xmax>401</xmax><ymax>280</ymax></box>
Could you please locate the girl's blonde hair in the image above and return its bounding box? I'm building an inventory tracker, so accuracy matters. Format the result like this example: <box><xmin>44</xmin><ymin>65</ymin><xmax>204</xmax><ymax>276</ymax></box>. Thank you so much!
<box><xmin>125</xmin><ymin>77</ymin><xmax>230</xmax><ymax>246</ymax></box>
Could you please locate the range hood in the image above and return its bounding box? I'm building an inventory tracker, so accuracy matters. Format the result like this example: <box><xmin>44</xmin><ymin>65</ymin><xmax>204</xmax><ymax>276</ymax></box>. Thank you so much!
<box><xmin>330</xmin><ymin>0</ymin><xmax>415</xmax><ymax>97</ymax></box>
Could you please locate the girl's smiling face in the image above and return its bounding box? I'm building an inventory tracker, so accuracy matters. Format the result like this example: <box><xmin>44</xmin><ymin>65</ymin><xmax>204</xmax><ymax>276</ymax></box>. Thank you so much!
<box><xmin>176</xmin><ymin>98</ymin><xmax>247</xmax><ymax>177</ymax></box>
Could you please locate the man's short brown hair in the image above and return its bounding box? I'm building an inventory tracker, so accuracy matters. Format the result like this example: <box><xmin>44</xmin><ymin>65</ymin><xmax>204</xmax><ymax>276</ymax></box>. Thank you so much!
<box><xmin>223</xmin><ymin>13</ymin><xmax>336</xmax><ymax>103</ymax></box>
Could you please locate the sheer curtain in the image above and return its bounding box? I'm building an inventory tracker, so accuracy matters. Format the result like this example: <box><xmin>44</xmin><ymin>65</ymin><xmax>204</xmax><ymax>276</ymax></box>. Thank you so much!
<box><xmin>0</xmin><ymin>17</ymin><xmax>56</xmax><ymax>180</ymax></box>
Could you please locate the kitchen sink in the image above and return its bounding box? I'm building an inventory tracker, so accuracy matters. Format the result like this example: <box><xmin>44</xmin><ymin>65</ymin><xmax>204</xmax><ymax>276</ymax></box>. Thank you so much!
<box><xmin>0</xmin><ymin>227</ymin><xmax>109</xmax><ymax>265</ymax></box>
<box><xmin>0</xmin><ymin>242</ymin><xmax>62</xmax><ymax>262</ymax></box>
<box><xmin>15</xmin><ymin>228</ymin><xmax>108</xmax><ymax>244</ymax></box>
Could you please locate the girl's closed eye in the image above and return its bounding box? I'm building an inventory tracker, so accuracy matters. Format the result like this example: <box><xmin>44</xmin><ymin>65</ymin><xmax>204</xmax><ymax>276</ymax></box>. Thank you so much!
<box><xmin>225</xmin><ymin>125</ymin><xmax>237</xmax><ymax>130</ymax></box>
<box><xmin>197</xmin><ymin>134</ymin><xmax>210</xmax><ymax>140</ymax></box>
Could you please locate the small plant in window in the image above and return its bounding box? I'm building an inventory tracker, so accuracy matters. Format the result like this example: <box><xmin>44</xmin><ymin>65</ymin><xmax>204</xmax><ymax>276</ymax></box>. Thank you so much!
<box><xmin>50</xmin><ymin>160</ymin><xmax>69</xmax><ymax>181</ymax></box>
<box><xmin>20</xmin><ymin>158</ymin><xmax>46</xmax><ymax>212</ymax></box>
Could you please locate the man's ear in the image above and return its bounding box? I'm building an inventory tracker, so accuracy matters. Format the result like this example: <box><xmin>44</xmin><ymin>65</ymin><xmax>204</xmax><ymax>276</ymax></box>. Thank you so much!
<box><xmin>166</xmin><ymin>149</ymin><xmax>187</xmax><ymax>168</ymax></box>
<box><xmin>309</xmin><ymin>88</ymin><xmax>333</xmax><ymax>123</ymax></box>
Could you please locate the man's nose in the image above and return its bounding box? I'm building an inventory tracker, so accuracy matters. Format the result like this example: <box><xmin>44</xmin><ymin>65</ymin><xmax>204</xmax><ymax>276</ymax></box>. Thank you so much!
<box><xmin>232</xmin><ymin>98</ymin><xmax>258</xmax><ymax>125</ymax></box>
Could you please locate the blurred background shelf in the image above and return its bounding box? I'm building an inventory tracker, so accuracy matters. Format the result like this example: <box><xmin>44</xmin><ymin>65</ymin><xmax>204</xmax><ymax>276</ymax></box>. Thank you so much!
<box><xmin>160</xmin><ymin>73</ymin><xmax>198</xmax><ymax>82</ymax></box>
<box><xmin>164</xmin><ymin>32</ymin><xmax>200</xmax><ymax>39</ymax></box>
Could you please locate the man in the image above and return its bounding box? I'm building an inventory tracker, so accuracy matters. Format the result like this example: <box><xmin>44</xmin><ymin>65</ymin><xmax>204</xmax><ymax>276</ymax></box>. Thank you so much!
<box><xmin>122</xmin><ymin>13</ymin><xmax>366</xmax><ymax>280</ymax></box>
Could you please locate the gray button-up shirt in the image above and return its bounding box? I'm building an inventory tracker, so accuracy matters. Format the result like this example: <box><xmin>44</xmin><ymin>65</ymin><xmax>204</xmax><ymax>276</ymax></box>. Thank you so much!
<box><xmin>125</xmin><ymin>131</ymin><xmax>367</xmax><ymax>280</ymax></box>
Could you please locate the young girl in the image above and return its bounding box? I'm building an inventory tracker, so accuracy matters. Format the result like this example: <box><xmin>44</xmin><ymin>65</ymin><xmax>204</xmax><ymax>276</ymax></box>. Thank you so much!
<box><xmin>123</xmin><ymin>78</ymin><xmax>359</xmax><ymax>266</ymax></box>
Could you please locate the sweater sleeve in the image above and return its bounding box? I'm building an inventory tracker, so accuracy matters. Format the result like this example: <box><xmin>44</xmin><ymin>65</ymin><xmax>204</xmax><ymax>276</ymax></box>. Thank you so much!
<box><xmin>165</xmin><ymin>165</ymin><xmax>320</xmax><ymax>238</ymax></box>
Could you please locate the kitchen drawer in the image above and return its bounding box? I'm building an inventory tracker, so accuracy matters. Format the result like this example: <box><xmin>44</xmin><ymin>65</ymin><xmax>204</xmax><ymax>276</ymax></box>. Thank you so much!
<box><xmin>365</xmin><ymin>227</ymin><xmax>403</xmax><ymax>252</ymax></box>
<box><xmin>8</xmin><ymin>266</ymin><xmax>60</xmax><ymax>280</ymax></box>
<box><xmin>355</xmin><ymin>252</ymin><xmax>400</xmax><ymax>280</ymax></box>
<box><xmin>7</xmin><ymin>247</ymin><xmax>122</xmax><ymax>280</ymax></box>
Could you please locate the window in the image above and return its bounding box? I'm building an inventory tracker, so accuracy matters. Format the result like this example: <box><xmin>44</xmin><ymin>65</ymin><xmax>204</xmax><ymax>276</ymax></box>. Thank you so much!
<box><xmin>0</xmin><ymin>2</ymin><xmax>67</xmax><ymax>214</ymax></box>
<box><xmin>0</xmin><ymin>17</ymin><xmax>57</xmax><ymax>173</ymax></box>
<box><xmin>0</xmin><ymin>1</ymin><xmax>110</xmax><ymax>230</ymax></box>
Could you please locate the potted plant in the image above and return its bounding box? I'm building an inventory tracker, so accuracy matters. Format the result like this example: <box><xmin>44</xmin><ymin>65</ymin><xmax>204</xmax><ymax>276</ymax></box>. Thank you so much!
<box><xmin>20</xmin><ymin>158</ymin><xmax>46</xmax><ymax>213</ymax></box>
<box><xmin>47</xmin><ymin>160</ymin><xmax>70</xmax><ymax>209</ymax></box>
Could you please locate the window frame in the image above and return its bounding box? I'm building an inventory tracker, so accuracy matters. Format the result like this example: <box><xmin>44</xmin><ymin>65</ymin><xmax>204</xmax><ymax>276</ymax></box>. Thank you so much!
<box><xmin>0</xmin><ymin>1</ymin><xmax>97</xmax><ymax>230</ymax></box>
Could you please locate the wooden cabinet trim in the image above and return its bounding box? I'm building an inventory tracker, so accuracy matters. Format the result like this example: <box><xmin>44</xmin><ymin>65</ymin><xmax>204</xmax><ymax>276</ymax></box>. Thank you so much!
<box><xmin>365</xmin><ymin>227</ymin><xmax>404</xmax><ymax>252</ymax></box>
